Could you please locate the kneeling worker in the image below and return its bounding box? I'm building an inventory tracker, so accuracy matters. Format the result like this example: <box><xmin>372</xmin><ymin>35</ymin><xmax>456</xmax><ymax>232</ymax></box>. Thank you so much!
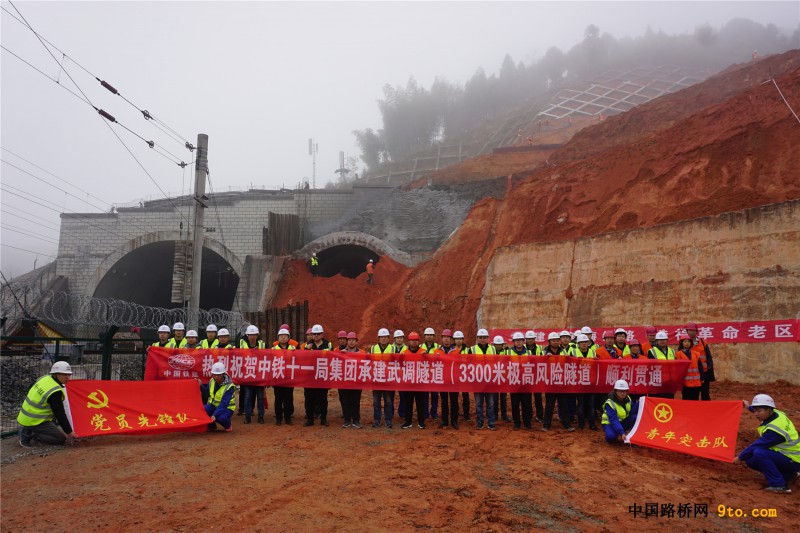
<box><xmin>18</xmin><ymin>361</ymin><xmax>77</xmax><ymax>447</ymax></box>
<box><xmin>205</xmin><ymin>362</ymin><xmax>235</xmax><ymax>432</ymax></box>
<box><xmin>602</xmin><ymin>379</ymin><xmax>639</xmax><ymax>443</ymax></box>
<box><xmin>734</xmin><ymin>394</ymin><xmax>799</xmax><ymax>494</ymax></box>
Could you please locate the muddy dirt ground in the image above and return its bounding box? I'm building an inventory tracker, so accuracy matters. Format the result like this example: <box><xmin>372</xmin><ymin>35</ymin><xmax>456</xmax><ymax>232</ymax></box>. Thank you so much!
<box><xmin>2</xmin><ymin>380</ymin><xmax>797</xmax><ymax>532</ymax></box>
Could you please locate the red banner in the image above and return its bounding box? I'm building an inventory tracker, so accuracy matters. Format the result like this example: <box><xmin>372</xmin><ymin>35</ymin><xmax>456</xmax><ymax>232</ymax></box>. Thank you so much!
<box><xmin>65</xmin><ymin>379</ymin><xmax>211</xmax><ymax>437</ymax></box>
<box><xmin>145</xmin><ymin>348</ymin><xmax>688</xmax><ymax>394</ymax></box>
<box><xmin>492</xmin><ymin>319</ymin><xmax>800</xmax><ymax>345</ymax></box>
<box><xmin>625</xmin><ymin>397</ymin><xmax>741</xmax><ymax>462</ymax></box>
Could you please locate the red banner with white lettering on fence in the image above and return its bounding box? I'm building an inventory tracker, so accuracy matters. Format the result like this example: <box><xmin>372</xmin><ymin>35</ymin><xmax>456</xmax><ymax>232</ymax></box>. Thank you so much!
<box><xmin>625</xmin><ymin>397</ymin><xmax>741</xmax><ymax>462</ymax></box>
<box><xmin>492</xmin><ymin>319</ymin><xmax>800</xmax><ymax>345</ymax></box>
<box><xmin>65</xmin><ymin>379</ymin><xmax>211</xmax><ymax>437</ymax></box>
<box><xmin>145</xmin><ymin>348</ymin><xmax>688</xmax><ymax>394</ymax></box>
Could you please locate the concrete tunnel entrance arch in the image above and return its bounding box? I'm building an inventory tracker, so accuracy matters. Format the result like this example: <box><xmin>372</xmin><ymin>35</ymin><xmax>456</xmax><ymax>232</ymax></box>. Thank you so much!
<box><xmin>296</xmin><ymin>232</ymin><xmax>414</xmax><ymax>278</ymax></box>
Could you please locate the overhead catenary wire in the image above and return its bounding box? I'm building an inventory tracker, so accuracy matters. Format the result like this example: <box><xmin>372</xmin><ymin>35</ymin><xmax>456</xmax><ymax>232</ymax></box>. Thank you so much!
<box><xmin>1</xmin><ymin>3</ymin><xmax>194</xmax><ymax>151</ymax></box>
<box><xmin>1</xmin><ymin>224</ymin><xmax>60</xmax><ymax>244</ymax></box>
<box><xmin>0</xmin><ymin>243</ymin><xmax>57</xmax><ymax>259</ymax></box>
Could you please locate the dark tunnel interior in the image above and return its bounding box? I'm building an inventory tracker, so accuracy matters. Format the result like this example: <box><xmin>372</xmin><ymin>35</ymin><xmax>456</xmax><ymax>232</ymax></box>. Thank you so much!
<box><xmin>92</xmin><ymin>241</ymin><xmax>239</xmax><ymax>310</ymax></box>
<box><xmin>316</xmin><ymin>245</ymin><xmax>379</xmax><ymax>278</ymax></box>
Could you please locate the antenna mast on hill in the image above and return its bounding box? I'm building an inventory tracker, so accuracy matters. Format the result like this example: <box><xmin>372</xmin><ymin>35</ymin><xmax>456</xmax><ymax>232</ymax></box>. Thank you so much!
<box><xmin>308</xmin><ymin>138</ymin><xmax>318</xmax><ymax>189</ymax></box>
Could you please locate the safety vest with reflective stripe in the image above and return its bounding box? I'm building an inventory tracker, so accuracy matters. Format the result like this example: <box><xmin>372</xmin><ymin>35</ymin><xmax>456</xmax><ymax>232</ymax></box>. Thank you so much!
<box><xmin>208</xmin><ymin>378</ymin><xmax>236</xmax><ymax>411</ymax></box>
<box><xmin>526</xmin><ymin>343</ymin><xmax>544</xmax><ymax>356</ymax></box>
<box><xmin>504</xmin><ymin>348</ymin><xmax>532</xmax><ymax>356</ymax></box>
<box><xmin>648</xmin><ymin>346</ymin><xmax>676</xmax><ymax>360</ymax></box>
<box><xmin>423</xmin><ymin>342</ymin><xmax>440</xmax><ymax>353</ymax></box>
<box><xmin>393</xmin><ymin>343</ymin><xmax>407</xmax><ymax>354</ymax></box>
<box><xmin>601</xmin><ymin>397</ymin><xmax>632</xmax><ymax>425</ymax></box>
<box><xmin>568</xmin><ymin>346</ymin><xmax>597</xmax><ymax>358</ymax></box>
<box><xmin>759</xmin><ymin>410</ymin><xmax>800</xmax><ymax>463</ymax></box>
<box><xmin>310</xmin><ymin>257</ymin><xmax>319</xmax><ymax>266</ymax></box>
<box><xmin>17</xmin><ymin>375</ymin><xmax>63</xmax><ymax>427</ymax></box>
<box><xmin>165</xmin><ymin>337</ymin><xmax>188</xmax><ymax>348</ymax></box>
<box><xmin>200</xmin><ymin>338</ymin><xmax>219</xmax><ymax>349</ymax></box>
<box><xmin>370</xmin><ymin>343</ymin><xmax>396</xmax><ymax>354</ymax></box>
<box><xmin>470</xmin><ymin>345</ymin><xmax>497</xmax><ymax>355</ymax></box>
<box><xmin>151</xmin><ymin>341</ymin><xmax>170</xmax><ymax>347</ymax></box>
<box><xmin>272</xmin><ymin>344</ymin><xmax>296</xmax><ymax>351</ymax></box>
<box><xmin>239</xmin><ymin>339</ymin><xmax>266</xmax><ymax>348</ymax></box>
<box><xmin>681</xmin><ymin>349</ymin><xmax>702</xmax><ymax>387</ymax></box>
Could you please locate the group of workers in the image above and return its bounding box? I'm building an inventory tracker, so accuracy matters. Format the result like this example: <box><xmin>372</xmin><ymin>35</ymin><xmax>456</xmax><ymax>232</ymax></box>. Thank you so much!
<box><xmin>17</xmin><ymin>318</ymin><xmax>799</xmax><ymax>495</ymax></box>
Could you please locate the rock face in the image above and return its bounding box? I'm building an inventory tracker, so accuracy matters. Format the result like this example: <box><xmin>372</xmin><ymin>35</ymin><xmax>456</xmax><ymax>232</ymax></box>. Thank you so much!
<box><xmin>479</xmin><ymin>200</ymin><xmax>800</xmax><ymax>383</ymax></box>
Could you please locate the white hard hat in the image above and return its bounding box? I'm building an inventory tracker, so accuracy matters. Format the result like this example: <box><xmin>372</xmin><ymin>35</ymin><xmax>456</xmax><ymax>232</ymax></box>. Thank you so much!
<box><xmin>750</xmin><ymin>394</ymin><xmax>776</xmax><ymax>409</ymax></box>
<box><xmin>581</xmin><ymin>326</ymin><xmax>593</xmax><ymax>335</ymax></box>
<box><xmin>158</xmin><ymin>325</ymin><xmax>170</xmax><ymax>333</ymax></box>
<box><xmin>211</xmin><ymin>362</ymin><xmax>226</xmax><ymax>375</ymax></box>
<box><xmin>576</xmin><ymin>334</ymin><xmax>590</xmax><ymax>343</ymax></box>
<box><xmin>423</xmin><ymin>327</ymin><xmax>435</xmax><ymax>335</ymax></box>
<box><xmin>186</xmin><ymin>330</ymin><xmax>198</xmax><ymax>338</ymax></box>
<box><xmin>547</xmin><ymin>332</ymin><xmax>560</xmax><ymax>341</ymax></box>
<box><xmin>615</xmin><ymin>328</ymin><xmax>627</xmax><ymax>335</ymax></box>
<box><xmin>206</xmin><ymin>324</ymin><xmax>218</xmax><ymax>332</ymax></box>
<box><xmin>246</xmin><ymin>325</ymin><xmax>260</xmax><ymax>335</ymax></box>
<box><xmin>312</xmin><ymin>252</ymin><xmax>317</xmax><ymax>257</ymax></box>
<box><xmin>512</xmin><ymin>332</ymin><xmax>525</xmax><ymax>341</ymax></box>
<box><xmin>560</xmin><ymin>330</ymin><xmax>571</xmax><ymax>337</ymax></box>
<box><xmin>573</xmin><ymin>329</ymin><xmax>581</xmax><ymax>337</ymax></box>
<box><xmin>655</xmin><ymin>331</ymin><xmax>669</xmax><ymax>340</ymax></box>
<box><xmin>311</xmin><ymin>324</ymin><xmax>324</xmax><ymax>334</ymax></box>
<box><xmin>525</xmin><ymin>330</ymin><xmax>536</xmax><ymax>339</ymax></box>
<box><xmin>393</xmin><ymin>329</ymin><xmax>404</xmax><ymax>338</ymax></box>
<box><xmin>477</xmin><ymin>328</ymin><xmax>489</xmax><ymax>337</ymax></box>
<box><xmin>369</xmin><ymin>259</ymin><xmax>373</xmax><ymax>263</ymax></box>
<box><xmin>218</xmin><ymin>328</ymin><xmax>230</xmax><ymax>336</ymax></box>
<box><xmin>278</xmin><ymin>328</ymin><xmax>290</xmax><ymax>336</ymax></box>
<box><xmin>50</xmin><ymin>361</ymin><xmax>73</xmax><ymax>374</ymax></box>
<box><xmin>173</xmin><ymin>322</ymin><xmax>185</xmax><ymax>331</ymax></box>
<box><xmin>378</xmin><ymin>328</ymin><xmax>390</xmax><ymax>337</ymax></box>
<box><xmin>614</xmin><ymin>379</ymin><xmax>630</xmax><ymax>391</ymax></box>
<box><xmin>492</xmin><ymin>335</ymin><xmax>505</xmax><ymax>345</ymax></box>
<box><xmin>453</xmin><ymin>330</ymin><xmax>465</xmax><ymax>339</ymax></box>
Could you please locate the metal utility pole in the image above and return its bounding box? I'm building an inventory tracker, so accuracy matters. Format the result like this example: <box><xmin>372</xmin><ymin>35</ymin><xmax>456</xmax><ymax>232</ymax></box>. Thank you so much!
<box><xmin>188</xmin><ymin>133</ymin><xmax>208</xmax><ymax>330</ymax></box>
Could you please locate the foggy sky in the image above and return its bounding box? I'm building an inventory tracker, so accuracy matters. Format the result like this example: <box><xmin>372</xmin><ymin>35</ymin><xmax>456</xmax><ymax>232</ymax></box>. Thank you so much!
<box><xmin>2</xmin><ymin>1</ymin><xmax>798</xmax><ymax>277</ymax></box>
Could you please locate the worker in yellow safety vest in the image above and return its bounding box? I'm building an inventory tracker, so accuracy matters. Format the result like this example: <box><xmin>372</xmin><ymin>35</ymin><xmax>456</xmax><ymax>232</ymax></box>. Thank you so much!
<box><xmin>602</xmin><ymin>379</ymin><xmax>639</xmax><ymax>443</ymax></box>
<box><xmin>204</xmin><ymin>362</ymin><xmax>235</xmax><ymax>432</ymax></box>
<box><xmin>152</xmin><ymin>325</ymin><xmax>170</xmax><ymax>347</ymax></box>
<box><xmin>240</xmin><ymin>324</ymin><xmax>266</xmax><ymax>424</ymax></box>
<box><xmin>165</xmin><ymin>322</ymin><xmax>188</xmax><ymax>348</ymax></box>
<box><xmin>201</xmin><ymin>324</ymin><xmax>219</xmax><ymax>348</ymax></box>
<box><xmin>18</xmin><ymin>361</ymin><xmax>77</xmax><ymax>447</ymax></box>
<box><xmin>734</xmin><ymin>394</ymin><xmax>800</xmax><ymax>494</ymax></box>
<box><xmin>371</xmin><ymin>327</ymin><xmax>396</xmax><ymax>428</ymax></box>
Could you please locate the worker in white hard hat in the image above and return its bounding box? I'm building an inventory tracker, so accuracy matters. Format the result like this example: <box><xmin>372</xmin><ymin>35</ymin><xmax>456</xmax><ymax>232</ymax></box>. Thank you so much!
<box><xmin>507</xmin><ymin>332</ymin><xmax>534</xmax><ymax>430</ymax></box>
<box><xmin>601</xmin><ymin>379</ymin><xmax>639</xmax><ymax>443</ymax></box>
<box><xmin>18</xmin><ymin>361</ymin><xmax>78</xmax><ymax>447</ymax></box>
<box><xmin>165</xmin><ymin>322</ymin><xmax>187</xmax><ymax>348</ymax></box>
<box><xmin>370</xmin><ymin>328</ymin><xmax>396</xmax><ymax>428</ymax></box>
<box><xmin>613</xmin><ymin>328</ymin><xmax>630</xmax><ymax>357</ymax></box>
<box><xmin>559</xmin><ymin>330</ymin><xmax>573</xmax><ymax>351</ymax></box>
<box><xmin>239</xmin><ymin>325</ymin><xmax>266</xmax><ymax>424</ymax></box>
<box><xmin>422</xmin><ymin>327</ymin><xmax>439</xmax><ymax>420</ymax></box>
<box><xmin>470</xmin><ymin>329</ymin><xmax>497</xmax><ymax>430</ymax></box>
<box><xmin>492</xmin><ymin>335</ymin><xmax>511</xmax><ymax>424</ymax></box>
<box><xmin>365</xmin><ymin>258</ymin><xmax>375</xmax><ymax>285</ymax></box>
<box><xmin>185</xmin><ymin>330</ymin><xmax>199</xmax><ymax>349</ymax></box>
<box><xmin>452</xmin><ymin>330</ymin><xmax>472</xmax><ymax>422</ymax></box>
<box><xmin>204</xmin><ymin>362</ymin><xmax>235</xmax><ymax>432</ymax></box>
<box><xmin>217</xmin><ymin>328</ymin><xmax>234</xmax><ymax>349</ymax></box>
<box><xmin>201</xmin><ymin>324</ymin><xmax>219</xmax><ymax>349</ymax></box>
<box><xmin>542</xmin><ymin>331</ymin><xmax>574</xmax><ymax>432</ymax></box>
<box><xmin>271</xmin><ymin>324</ymin><xmax>299</xmax><ymax>349</ymax></box>
<box><xmin>303</xmin><ymin>324</ymin><xmax>332</xmax><ymax>426</ymax></box>
<box><xmin>734</xmin><ymin>394</ymin><xmax>800</xmax><ymax>494</ymax></box>
<box><xmin>152</xmin><ymin>325</ymin><xmax>171</xmax><ymax>347</ymax></box>
<box><xmin>272</xmin><ymin>327</ymin><xmax>296</xmax><ymax>425</ymax></box>
<box><xmin>571</xmin><ymin>334</ymin><xmax>599</xmax><ymax>431</ymax></box>
<box><xmin>392</xmin><ymin>330</ymin><xmax>409</xmax><ymax>420</ymax></box>
<box><xmin>525</xmin><ymin>330</ymin><xmax>544</xmax><ymax>422</ymax></box>
<box><xmin>432</xmin><ymin>329</ymin><xmax>460</xmax><ymax>429</ymax></box>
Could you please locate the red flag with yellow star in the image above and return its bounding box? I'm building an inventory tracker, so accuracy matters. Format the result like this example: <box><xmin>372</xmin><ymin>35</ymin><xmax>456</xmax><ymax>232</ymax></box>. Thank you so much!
<box><xmin>65</xmin><ymin>380</ymin><xmax>211</xmax><ymax>437</ymax></box>
<box><xmin>625</xmin><ymin>397</ymin><xmax>741</xmax><ymax>462</ymax></box>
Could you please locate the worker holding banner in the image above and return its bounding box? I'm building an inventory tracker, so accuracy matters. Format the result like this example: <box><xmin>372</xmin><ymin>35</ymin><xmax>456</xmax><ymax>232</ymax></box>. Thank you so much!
<box><xmin>602</xmin><ymin>380</ymin><xmax>639</xmax><ymax>443</ymax></box>
<box><xmin>734</xmin><ymin>394</ymin><xmax>800</xmax><ymax>494</ymax></box>
<box><xmin>204</xmin><ymin>362</ymin><xmax>235</xmax><ymax>432</ymax></box>
<box><xmin>18</xmin><ymin>361</ymin><xmax>77</xmax><ymax>447</ymax></box>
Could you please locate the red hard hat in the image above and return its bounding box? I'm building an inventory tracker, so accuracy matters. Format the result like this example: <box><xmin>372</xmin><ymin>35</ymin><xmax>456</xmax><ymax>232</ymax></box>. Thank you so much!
<box><xmin>678</xmin><ymin>333</ymin><xmax>691</xmax><ymax>341</ymax></box>
<box><xmin>347</xmin><ymin>331</ymin><xmax>357</xmax><ymax>339</ymax></box>
<box><xmin>602</xmin><ymin>330</ymin><xmax>613</xmax><ymax>339</ymax></box>
<box><xmin>686</xmin><ymin>322</ymin><xmax>698</xmax><ymax>330</ymax></box>
<box><xmin>628</xmin><ymin>338</ymin><xmax>641</xmax><ymax>346</ymax></box>
<box><xmin>280</xmin><ymin>324</ymin><xmax>290</xmax><ymax>330</ymax></box>
<box><xmin>441</xmin><ymin>329</ymin><xmax>453</xmax><ymax>337</ymax></box>
<box><xmin>306</xmin><ymin>327</ymin><xmax>312</xmax><ymax>335</ymax></box>
<box><xmin>407</xmin><ymin>331</ymin><xmax>421</xmax><ymax>340</ymax></box>
<box><xmin>337</xmin><ymin>330</ymin><xmax>348</xmax><ymax>338</ymax></box>
<box><xmin>645</xmin><ymin>326</ymin><xmax>657</xmax><ymax>335</ymax></box>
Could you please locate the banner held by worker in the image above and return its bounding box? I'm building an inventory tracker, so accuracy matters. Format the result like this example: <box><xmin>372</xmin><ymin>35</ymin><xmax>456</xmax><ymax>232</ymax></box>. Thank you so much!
<box><xmin>145</xmin><ymin>348</ymin><xmax>689</xmax><ymax>394</ymax></box>
<box><xmin>625</xmin><ymin>397</ymin><xmax>741</xmax><ymax>462</ymax></box>
<box><xmin>65</xmin><ymin>379</ymin><xmax>211</xmax><ymax>437</ymax></box>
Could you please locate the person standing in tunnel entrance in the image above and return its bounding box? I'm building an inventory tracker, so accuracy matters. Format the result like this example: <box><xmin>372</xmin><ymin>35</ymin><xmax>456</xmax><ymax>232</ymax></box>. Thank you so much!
<box><xmin>366</xmin><ymin>259</ymin><xmax>375</xmax><ymax>285</ymax></box>
<box><xmin>309</xmin><ymin>253</ymin><xmax>319</xmax><ymax>276</ymax></box>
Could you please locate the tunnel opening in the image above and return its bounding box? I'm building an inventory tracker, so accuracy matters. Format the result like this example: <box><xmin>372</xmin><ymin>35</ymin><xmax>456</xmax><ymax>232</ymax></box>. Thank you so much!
<box><xmin>92</xmin><ymin>241</ymin><xmax>239</xmax><ymax>311</ymax></box>
<box><xmin>316</xmin><ymin>244</ymin><xmax>379</xmax><ymax>278</ymax></box>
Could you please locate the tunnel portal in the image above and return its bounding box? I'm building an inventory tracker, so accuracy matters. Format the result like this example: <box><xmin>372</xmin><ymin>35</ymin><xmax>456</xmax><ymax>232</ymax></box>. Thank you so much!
<box><xmin>316</xmin><ymin>245</ymin><xmax>379</xmax><ymax>278</ymax></box>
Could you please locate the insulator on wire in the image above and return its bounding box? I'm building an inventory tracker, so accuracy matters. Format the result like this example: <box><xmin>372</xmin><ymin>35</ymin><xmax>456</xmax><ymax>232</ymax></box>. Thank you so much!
<box><xmin>142</xmin><ymin>110</ymin><xmax>152</xmax><ymax>120</ymax></box>
<box><xmin>179</xmin><ymin>161</ymin><xmax>187</xmax><ymax>168</ymax></box>
<box><xmin>100</xmin><ymin>80</ymin><xmax>118</xmax><ymax>94</ymax></box>
<box><xmin>98</xmin><ymin>109</ymin><xmax>116</xmax><ymax>123</ymax></box>
<box><xmin>185</xmin><ymin>142</ymin><xmax>195</xmax><ymax>152</ymax></box>
<box><xmin>147</xmin><ymin>140</ymin><xmax>154</xmax><ymax>148</ymax></box>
